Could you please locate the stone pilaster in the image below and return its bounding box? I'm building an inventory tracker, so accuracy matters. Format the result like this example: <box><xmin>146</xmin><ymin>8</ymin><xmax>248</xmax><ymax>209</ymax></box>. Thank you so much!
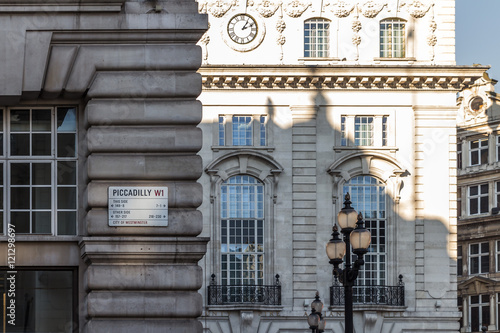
<box><xmin>290</xmin><ymin>106</ymin><xmax>318</xmax><ymax>308</ymax></box>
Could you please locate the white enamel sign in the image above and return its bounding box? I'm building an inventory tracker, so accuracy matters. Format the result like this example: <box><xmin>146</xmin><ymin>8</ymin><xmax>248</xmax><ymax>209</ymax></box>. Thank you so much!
<box><xmin>108</xmin><ymin>187</ymin><xmax>168</xmax><ymax>227</ymax></box>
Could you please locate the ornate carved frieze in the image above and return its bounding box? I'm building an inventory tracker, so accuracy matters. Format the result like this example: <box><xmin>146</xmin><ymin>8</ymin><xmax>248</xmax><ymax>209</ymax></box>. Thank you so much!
<box><xmin>360</xmin><ymin>1</ymin><xmax>386</xmax><ymax>18</ymax></box>
<box><xmin>325</xmin><ymin>0</ymin><xmax>356</xmax><ymax>18</ymax></box>
<box><xmin>283</xmin><ymin>0</ymin><xmax>311</xmax><ymax>18</ymax></box>
<box><xmin>202</xmin><ymin>74</ymin><xmax>477</xmax><ymax>90</ymax></box>
<box><xmin>198</xmin><ymin>0</ymin><xmax>236</xmax><ymax>17</ymax></box>
<box><xmin>400</xmin><ymin>0</ymin><xmax>432</xmax><ymax>19</ymax></box>
<box><xmin>249</xmin><ymin>0</ymin><xmax>280</xmax><ymax>18</ymax></box>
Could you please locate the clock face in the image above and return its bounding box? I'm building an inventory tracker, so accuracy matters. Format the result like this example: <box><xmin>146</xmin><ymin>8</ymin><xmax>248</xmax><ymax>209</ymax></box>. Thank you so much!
<box><xmin>227</xmin><ymin>14</ymin><xmax>258</xmax><ymax>44</ymax></box>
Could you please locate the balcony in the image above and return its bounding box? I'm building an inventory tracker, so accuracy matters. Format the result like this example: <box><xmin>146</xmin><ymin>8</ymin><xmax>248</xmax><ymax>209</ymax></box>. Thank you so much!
<box><xmin>207</xmin><ymin>274</ymin><xmax>281</xmax><ymax>306</ymax></box>
<box><xmin>330</xmin><ymin>275</ymin><xmax>405</xmax><ymax>307</ymax></box>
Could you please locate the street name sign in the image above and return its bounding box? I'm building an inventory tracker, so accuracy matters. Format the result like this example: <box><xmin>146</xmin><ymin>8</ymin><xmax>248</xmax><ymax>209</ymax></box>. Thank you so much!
<box><xmin>108</xmin><ymin>187</ymin><xmax>168</xmax><ymax>227</ymax></box>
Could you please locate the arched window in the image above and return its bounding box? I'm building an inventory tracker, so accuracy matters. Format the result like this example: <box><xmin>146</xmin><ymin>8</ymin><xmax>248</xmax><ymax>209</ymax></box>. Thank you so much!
<box><xmin>380</xmin><ymin>18</ymin><xmax>406</xmax><ymax>58</ymax></box>
<box><xmin>304</xmin><ymin>18</ymin><xmax>330</xmax><ymax>58</ymax></box>
<box><xmin>220</xmin><ymin>175</ymin><xmax>264</xmax><ymax>288</ymax></box>
<box><xmin>343</xmin><ymin>175</ymin><xmax>386</xmax><ymax>286</ymax></box>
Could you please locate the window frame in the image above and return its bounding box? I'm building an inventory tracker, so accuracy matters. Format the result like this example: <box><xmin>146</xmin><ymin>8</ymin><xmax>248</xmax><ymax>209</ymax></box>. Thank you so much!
<box><xmin>469</xmin><ymin>294</ymin><xmax>490</xmax><ymax>332</ymax></box>
<box><xmin>220</xmin><ymin>175</ymin><xmax>265</xmax><ymax>288</ymax></box>
<box><xmin>340</xmin><ymin>115</ymin><xmax>389</xmax><ymax>147</ymax></box>
<box><xmin>458</xmin><ymin>245</ymin><xmax>463</xmax><ymax>276</ymax></box>
<box><xmin>469</xmin><ymin>242</ymin><xmax>490</xmax><ymax>275</ymax></box>
<box><xmin>379</xmin><ymin>18</ymin><xmax>406</xmax><ymax>58</ymax></box>
<box><xmin>343</xmin><ymin>175</ymin><xmax>387</xmax><ymax>286</ymax></box>
<box><xmin>469</xmin><ymin>138</ymin><xmax>488</xmax><ymax>166</ymax></box>
<box><xmin>4</xmin><ymin>106</ymin><xmax>78</xmax><ymax>236</ymax></box>
<box><xmin>496</xmin><ymin>240</ymin><xmax>500</xmax><ymax>273</ymax></box>
<box><xmin>216</xmin><ymin>114</ymin><xmax>269</xmax><ymax>148</ymax></box>
<box><xmin>304</xmin><ymin>18</ymin><xmax>331</xmax><ymax>58</ymax></box>
<box><xmin>467</xmin><ymin>184</ymin><xmax>489</xmax><ymax>216</ymax></box>
<box><xmin>497</xmin><ymin>135</ymin><xmax>500</xmax><ymax>162</ymax></box>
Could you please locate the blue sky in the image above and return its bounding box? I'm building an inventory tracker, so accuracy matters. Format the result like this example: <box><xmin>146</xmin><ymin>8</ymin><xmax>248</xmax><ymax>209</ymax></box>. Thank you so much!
<box><xmin>456</xmin><ymin>0</ymin><xmax>500</xmax><ymax>80</ymax></box>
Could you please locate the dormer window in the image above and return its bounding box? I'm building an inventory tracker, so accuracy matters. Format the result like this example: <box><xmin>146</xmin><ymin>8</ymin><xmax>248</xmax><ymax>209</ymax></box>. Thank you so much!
<box><xmin>380</xmin><ymin>19</ymin><xmax>406</xmax><ymax>58</ymax></box>
<box><xmin>304</xmin><ymin>18</ymin><xmax>330</xmax><ymax>58</ymax></box>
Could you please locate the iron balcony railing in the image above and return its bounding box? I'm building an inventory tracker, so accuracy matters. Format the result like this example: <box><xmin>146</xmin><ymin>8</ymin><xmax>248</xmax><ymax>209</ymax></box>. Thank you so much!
<box><xmin>208</xmin><ymin>274</ymin><xmax>281</xmax><ymax>306</ymax></box>
<box><xmin>330</xmin><ymin>275</ymin><xmax>405</xmax><ymax>307</ymax></box>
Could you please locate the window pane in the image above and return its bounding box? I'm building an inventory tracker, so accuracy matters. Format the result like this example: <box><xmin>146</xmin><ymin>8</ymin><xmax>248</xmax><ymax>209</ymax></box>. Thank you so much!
<box><xmin>11</xmin><ymin>212</ymin><xmax>29</xmax><ymax>233</ymax></box>
<box><xmin>57</xmin><ymin>187</ymin><xmax>77</xmax><ymax>209</ymax></box>
<box><xmin>32</xmin><ymin>163</ymin><xmax>51</xmax><ymax>185</ymax></box>
<box><xmin>32</xmin><ymin>211</ymin><xmax>51</xmax><ymax>233</ymax></box>
<box><xmin>10</xmin><ymin>109</ymin><xmax>30</xmax><ymax>131</ymax></box>
<box><xmin>11</xmin><ymin>187</ymin><xmax>30</xmax><ymax>209</ymax></box>
<box><xmin>32</xmin><ymin>133</ymin><xmax>51</xmax><ymax>156</ymax></box>
<box><xmin>57</xmin><ymin>107</ymin><xmax>77</xmax><ymax>132</ymax></box>
<box><xmin>11</xmin><ymin>133</ymin><xmax>29</xmax><ymax>155</ymax></box>
<box><xmin>57</xmin><ymin>133</ymin><xmax>76</xmax><ymax>157</ymax></box>
<box><xmin>57</xmin><ymin>161</ymin><xmax>77</xmax><ymax>185</ymax></box>
<box><xmin>11</xmin><ymin>163</ymin><xmax>29</xmax><ymax>185</ymax></box>
<box><xmin>32</xmin><ymin>109</ymin><xmax>51</xmax><ymax>131</ymax></box>
<box><xmin>0</xmin><ymin>270</ymin><xmax>75</xmax><ymax>331</ymax></box>
<box><xmin>58</xmin><ymin>211</ymin><xmax>77</xmax><ymax>235</ymax></box>
<box><xmin>32</xmin><ymin>187</ymin><xmax>51</xmax><ymax>209</ymax></box>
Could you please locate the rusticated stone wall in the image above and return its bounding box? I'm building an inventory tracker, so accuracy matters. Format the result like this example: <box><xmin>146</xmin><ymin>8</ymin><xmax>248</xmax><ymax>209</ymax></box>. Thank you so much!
<box><xmin>0</xmin><ymin>1</ymin><xmax>208</xmax><ymax>332</ymax></box>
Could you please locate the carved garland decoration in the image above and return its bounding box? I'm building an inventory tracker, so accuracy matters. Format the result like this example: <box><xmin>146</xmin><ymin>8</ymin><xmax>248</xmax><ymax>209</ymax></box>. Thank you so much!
<box><xmin>249</xmin><ymin>0</ymin><xmax>280</xmax><ymax>18</ymax></box>
<box><xmin>198</xmin><ymin>0</ymin><xmax>236</xmax><ymax>18</ymax></box>
<box><xmin>325</xmin><ymin>0</ymin><xmax>356</xmax><ymax>18</ymax></box>
<box><xmin>276</xmin><ymin>19</ymin><xmax>287</xmax><ymax>61</ymax></box>
<box><xmin>282</xmin><ymin>0</ymin><xmax>311</xmax><ymax>18</ymax></box>
<box><xmin>400</xmin><ymin>0</ymin><xmax>432</xmax><ymax>19</ymax></box>
<box><xmin>360</xmin><ymin>1</ymin><xmax>386</xmax><ymax>18</ymax></box>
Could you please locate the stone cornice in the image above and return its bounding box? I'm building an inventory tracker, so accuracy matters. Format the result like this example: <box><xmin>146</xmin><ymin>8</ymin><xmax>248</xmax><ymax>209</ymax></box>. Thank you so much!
<box><xmin>200</xmin><ymin>65</ymin><xmax>488</xmax><ymax>90</ymax></box>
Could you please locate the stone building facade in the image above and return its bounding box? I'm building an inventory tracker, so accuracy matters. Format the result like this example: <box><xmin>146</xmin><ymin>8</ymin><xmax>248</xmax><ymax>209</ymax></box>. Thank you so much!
<box><xmin>0</xmin><ymin>1</ymin><xmax>208</xmax><ymax>332</ymax></box>
<box><xmin>196</xmin><ymin>0</ymin><xmax>487</xmax><ymax>332</ymax></box>
<box><xmin>457</xmin><ymin>74</ymin><xmax>500</xmax><ymax>333</ymax></box>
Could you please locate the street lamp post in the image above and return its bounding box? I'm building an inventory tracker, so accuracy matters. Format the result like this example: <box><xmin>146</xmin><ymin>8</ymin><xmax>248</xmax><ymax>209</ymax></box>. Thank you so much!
<box><xmin>307</xmin><ymin>292</ymin><xmax>326</xmax><ymax>333</ymax></box>
<box><xmin>325</xmin><ymin>193</ymin><xmax>371</xmax><ymax>333</ymax></box>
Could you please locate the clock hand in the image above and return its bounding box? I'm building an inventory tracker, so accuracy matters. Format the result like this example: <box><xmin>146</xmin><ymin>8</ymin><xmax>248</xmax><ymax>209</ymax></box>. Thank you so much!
<box><xmin>242</xmin><ymin>20</ymin><xmax>249</xmax><ymax>30</ymax></box>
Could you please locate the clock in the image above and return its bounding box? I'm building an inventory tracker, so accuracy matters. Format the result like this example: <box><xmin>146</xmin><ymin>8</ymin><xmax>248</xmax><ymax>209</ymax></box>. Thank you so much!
<box><xmin>227</xmin><ymin>14</ymin><xmax>258</xmax><ymax>44</ymax></box>
<box><xmin>221</xmin><ymin>12</ymin><xmax>266</xmax><ymax>52</ymax></box>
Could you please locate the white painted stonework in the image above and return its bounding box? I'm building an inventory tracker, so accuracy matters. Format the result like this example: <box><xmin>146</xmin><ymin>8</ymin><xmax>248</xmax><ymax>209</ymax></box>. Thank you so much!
<box><xmin>197</xmin><ymin>0</ymin><xmax>487</xmax><ymax>332</ymax></box>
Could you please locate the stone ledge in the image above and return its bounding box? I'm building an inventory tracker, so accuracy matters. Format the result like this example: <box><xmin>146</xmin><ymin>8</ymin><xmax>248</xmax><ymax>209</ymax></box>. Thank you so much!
<box><xmin>79</xmin><ymin>236</ymin><xmax>209</xmax><ymax>264</ymax></box>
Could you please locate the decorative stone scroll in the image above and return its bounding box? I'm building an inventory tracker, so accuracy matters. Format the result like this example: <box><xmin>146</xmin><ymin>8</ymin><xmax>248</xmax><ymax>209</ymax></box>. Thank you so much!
<box><xmin>249</xmin><ymin>0</ymin><xmax>280</xmax><ymax>18</ymax></box>
<box><xmin>198</xmin><ymin>0</ymin><xmax>236</xmax><ymax>18</ymax></box>
<box><xmin>400</xmin><ymin>0</ymin><xmax>432</xmax><ymax>19</ymax></box>
<box><xmin>325</xmin><ymin>0</ymin><xmax>356</xmax><ymax>18</ymax></box>
<box><xmin>360</xmin><ymin>1</ymin><xmax>386</xmax><ymax>18</ymax></box>
<box><xmin>199</xmin><ymin>25</ymin><xmax>211</xmax><ymax>62</ymax></box>
<box><xmin>283</xmin><ymin>0</ymin><xmax>311</xmax><ymax>18</ymax></box>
